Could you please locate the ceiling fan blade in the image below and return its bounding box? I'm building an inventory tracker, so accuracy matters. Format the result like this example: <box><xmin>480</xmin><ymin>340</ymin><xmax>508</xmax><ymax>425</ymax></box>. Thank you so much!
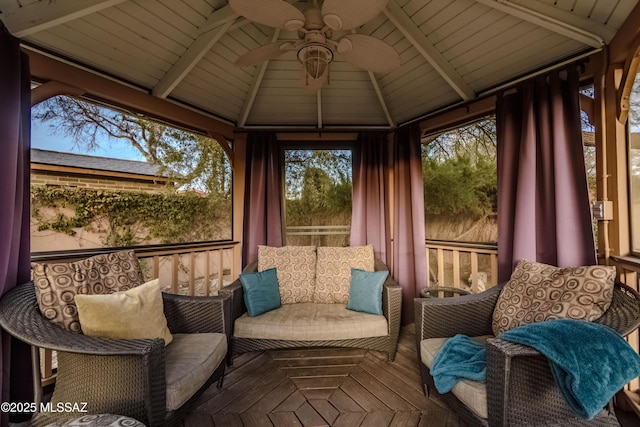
<box><xmin>235</xmin><ymin>42</ymin><xmax>293</xmax><ymax>67</ymax></box>
<box><xmin>321</xmin><ymin>0</ymin><xmax>388</xmax><ymax>31</ymax></box>
<box><xmin>337</xmin><ymin>34</ymin><xmax>401</xmax><ymax>74</ymax></box>
<box><xmin>229</xmin><ymin>0</ymin><xmax>305</xmax><ymax>30</ymax></box>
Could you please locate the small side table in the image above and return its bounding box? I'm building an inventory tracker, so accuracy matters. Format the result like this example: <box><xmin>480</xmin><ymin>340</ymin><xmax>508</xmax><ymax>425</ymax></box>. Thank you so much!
<box><xmin>420</xmin><ymin>286</ymin><xmax>472</xmax><ymax>298</ymax></box>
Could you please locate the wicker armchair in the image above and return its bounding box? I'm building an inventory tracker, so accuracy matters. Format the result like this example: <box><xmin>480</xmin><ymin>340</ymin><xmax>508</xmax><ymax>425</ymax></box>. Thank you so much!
<box><xmin>414</xmin><ymin>281</ymin><xmax>640</xmax><ymax>427</ymax></box>
<box><xmin>221</xmin><ymin>259</ymin><xmax>402</xmax><ymax>361</ymax></box>
<box><xmin>0</xmin><ymin>282</ymin><xmax>232</xmax><ymax>427</ymax></box>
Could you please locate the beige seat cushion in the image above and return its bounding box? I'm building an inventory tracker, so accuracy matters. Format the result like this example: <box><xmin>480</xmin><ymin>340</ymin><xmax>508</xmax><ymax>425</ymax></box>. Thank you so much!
<box><xmin>234</xmin><ymin>303</ymin><xmax>388</xmax><ymax>341</ymax></box>
<box><xmin>492</xmin><ymin>260</ymin><xmax>615</xmax><ymax>335</ymax></box>
<box><xmin>258</xmin><ymin>245</ymin><xmax>317</xmax><ymax>304</ymax></box>
<box><xmin>420</xmin><ymin>336</ymin><xmax>493</xmax><ymax>419</ymax></box>
<box><xmin>164</xmin><ymin>333</ymin><xmax>227</xmax><ymax>411</ymax></box>
<box><xmin>313</xmin><ymin>245</ymin><xmax>375</xmax><ymax>304</ymax></box>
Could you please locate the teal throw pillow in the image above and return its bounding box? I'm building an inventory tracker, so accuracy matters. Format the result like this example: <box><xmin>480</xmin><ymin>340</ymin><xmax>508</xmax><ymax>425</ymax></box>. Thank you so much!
<box><xmin>346</xmin><ymin>268</ymin><xmax>388</xmax><ymax>315</ymax></box>
<box><xmin>239</xmin><ymin>268</ymin><xmax>281</xmax><ymax>317</ymax></box>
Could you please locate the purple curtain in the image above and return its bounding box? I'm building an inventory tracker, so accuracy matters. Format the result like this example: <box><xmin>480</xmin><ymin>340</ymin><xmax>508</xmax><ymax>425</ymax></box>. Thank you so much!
<box><xmin>242</xmin><ymin>132</ymin><xmax>283</xmax><ymax>267</ymax></box>
<box><xmin>0</xmin><ymin>22</ymin><xmax>33</xmax><ymax>423</ymax></box>
<box><xmin>393</xmin><ymin>124</ymin><xmax>427</xmax><ymax>324</ymax></box>
<box><xmin>497</xmin><ymin>66</ymin><xmax>596</xmax><ymax>282</ymax></box>
<box><xmin>350</xmin><ymin>132</ymin><xmax>391</xmax><ymax>263</ymax></box>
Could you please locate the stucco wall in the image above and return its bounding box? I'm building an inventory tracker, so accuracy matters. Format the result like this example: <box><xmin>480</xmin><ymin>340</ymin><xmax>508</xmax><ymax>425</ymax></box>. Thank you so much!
<box><xmin>30</xmin><ymin>170</ymin><xmax>171</xmax><ymax>252</ymax></box>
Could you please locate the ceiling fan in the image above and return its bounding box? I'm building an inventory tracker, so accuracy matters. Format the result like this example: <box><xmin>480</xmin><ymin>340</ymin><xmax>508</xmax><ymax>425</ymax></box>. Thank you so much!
<box><xmin>229</xmin><ymin>0</ymin><xmax>401</xmax><ymax>91</ymax></box>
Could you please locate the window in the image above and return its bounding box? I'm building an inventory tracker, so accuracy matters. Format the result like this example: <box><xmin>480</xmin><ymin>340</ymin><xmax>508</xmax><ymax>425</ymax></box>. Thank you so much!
<box><xmin>284</xmin><ymin>149</ymin><xmax>352</xmax><ymax>246</ymax></box>
<box><xmin>628</xmin><ymin>71</ymin><xmax>640</xmax><ymax>252</ymax></box>
<box><xmin>30</xmin><ymin>95</ymin><xmax>232</xmax><ymax>252</ymax></box>
<box><xmin>421</xmin><ymin>116</ymin><xmax>497</xmax><ymax>291</ymax></box>
<box><xmin>421</xmin><ymin>117</ymin><xmax>497</xmax><ymax>242</ymax></box>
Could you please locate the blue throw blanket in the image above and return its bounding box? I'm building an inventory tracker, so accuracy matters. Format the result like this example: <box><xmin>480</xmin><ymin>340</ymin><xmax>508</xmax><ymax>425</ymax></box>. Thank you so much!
<box><xmin>430</xmin><ymin>334</ymin><xmax>487</xmax><ymax>393</ymax></box>
<box><xmin>430</xmin><ymin>319</ymin><xmax>640</xmax><ymax>420</ymax></box>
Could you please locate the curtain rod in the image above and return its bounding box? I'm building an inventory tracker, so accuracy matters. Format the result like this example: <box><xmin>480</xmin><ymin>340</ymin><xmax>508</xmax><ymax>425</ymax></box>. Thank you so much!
<box><xmin>400</xmin><ymin>47</ymin><xmax>603</xmax><ymax>128</ymax></box>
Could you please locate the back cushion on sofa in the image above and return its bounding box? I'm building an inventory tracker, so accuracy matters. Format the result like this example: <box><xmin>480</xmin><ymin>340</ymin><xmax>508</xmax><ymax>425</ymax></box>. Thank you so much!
<box><xmin>258</xmin><ymin>245</ymin><xmax>317</xmax><ymax>304</ymax></box>
<box><xmin>313</xmin><ymin>245</ymin><xmax>375</xmax><ymax>304</ymax></box>
<box><xmin>492</xmin><ymin>259</ymin><xmax>616</xmax><ymax>335</ymax></box>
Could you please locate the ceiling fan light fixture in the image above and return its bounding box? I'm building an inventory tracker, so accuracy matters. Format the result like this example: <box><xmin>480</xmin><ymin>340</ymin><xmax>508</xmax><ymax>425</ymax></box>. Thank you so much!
<box><xmin>297</xmin><ymin>43</ymin><xmax>333</xmax><ymax>81</ymax></box>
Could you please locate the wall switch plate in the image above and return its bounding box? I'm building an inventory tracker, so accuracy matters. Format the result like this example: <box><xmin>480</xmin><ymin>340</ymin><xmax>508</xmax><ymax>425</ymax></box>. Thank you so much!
<box><xmin>592</xmin><ymin>201</ymin><xmax>613</xmax><ymax>221</ymax></box>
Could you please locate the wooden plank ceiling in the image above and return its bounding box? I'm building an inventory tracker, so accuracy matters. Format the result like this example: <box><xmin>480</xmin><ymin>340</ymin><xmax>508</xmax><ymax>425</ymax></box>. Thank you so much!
<box><xmin>0</xmin><ymin>0</ymin><xmax>637</xmax><ymax>130</ymax></box>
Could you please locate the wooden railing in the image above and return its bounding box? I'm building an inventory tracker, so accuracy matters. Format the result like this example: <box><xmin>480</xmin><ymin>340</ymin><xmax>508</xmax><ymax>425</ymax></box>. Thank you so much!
<box><xmin>285</xmin><ymin>225</ymin><xmax>351</xmax><ymax>247</ymax></box>
<box><xmin>425</xmin><ymin>239</ymin><xmax>498</xmax><ymax>293</ymax></box>
<box><xmin>286</xmin><ymin>225</ymin><xmax>351</xmax><ymax>236</ymax></box>
<box><xmin>284</xmin><ymin>232</ymin><xmax>500</xmax><ymax>293</ymax></box>
<box><xmin>31</xmin><ymin>240</ymin><xmax>240</xmax><ymax>385</ymax></box>
<box><xmin>608</xmin><ymin>256</ymin><xmax>640</xmax><ymax>415</ymax></box>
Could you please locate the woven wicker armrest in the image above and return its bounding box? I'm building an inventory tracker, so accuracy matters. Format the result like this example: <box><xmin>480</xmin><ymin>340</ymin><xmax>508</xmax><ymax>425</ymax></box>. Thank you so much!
<box><xmin>0</xmin><ymin>282</ymin><xmax>164</xmax><ymax>356</ymax></box>
<box><xmin>219</xmin><ymin>262</ymin><xmax>258</xmax><ymax>323</ymax></box>
<box><xmin>162</xmin><ymin>292</ymin><xmax>231</xmax><ymax>336</ymax></box>
<box><xmin>486</xmin><ymin>336</ymin><xmax>541</xmax><ymax>358</ymax></box>
<box><xmin>485</xmin><ymin>337</ymin><xmax>576</xmax><ymax>426</ymax></box>
<box><xmin>218</xmin><ymin>278</ymin><xmax>246</xmax><ymax>325</ymax></box>
<box><xmin>414</xmin><ymin>284</ymin><xmax>504</xmax><ymax>341</ymax></box>
<box><xmin>376</xmin><ymin>259</ymin><xmax>402</xmax><ymax>316</ymax></box>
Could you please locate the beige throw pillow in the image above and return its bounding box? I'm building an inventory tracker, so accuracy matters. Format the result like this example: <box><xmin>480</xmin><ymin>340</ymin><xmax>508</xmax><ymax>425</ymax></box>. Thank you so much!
<box><xmin>75</xmin><ymin>279</ymin><xmax>173</xmax><ymax>345</ymax></box>
<box><xmin>313</xmin><ymin>245</ymin><xmax>375</xmax><ymax>304</ymax></box>
<box><xmin>33</xmin><ymin>250</ymin><xmax>145</xmax><ymax>332</ymax></box>
<box><xmin>492</xmin><ymin>260</ymin><xmax>616</xmax><ymax>335</ymax></box>
<box><xmin>258</xmin><ymin>245</ymin><xmax>317</xmax><ymax>304</ymax></box>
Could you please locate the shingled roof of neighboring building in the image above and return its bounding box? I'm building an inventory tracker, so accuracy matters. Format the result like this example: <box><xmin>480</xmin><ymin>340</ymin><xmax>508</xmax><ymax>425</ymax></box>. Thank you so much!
<box><xmin>31</xmin><ymin>148</ymin><xmax>163</xmax><ymax>177</ymax></box>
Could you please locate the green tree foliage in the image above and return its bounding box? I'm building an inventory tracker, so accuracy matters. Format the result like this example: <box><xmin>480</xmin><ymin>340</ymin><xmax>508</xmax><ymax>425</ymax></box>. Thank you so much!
<box><xmin>421</xmin><ymin>117</ymin><xmax>498</xmax><ymax>243</ymax></box>
<box><xmin>33</xmin><ymin>96</ymin><xmax>231</xmax><ymax>195</ymax></box>
<box><xmin>423</xmin><ymin>156</ymin><xmax>496</xmax><ymax>218</ymax></box>
<box><xmin>31</xmin><ymin>187</ymin><xmax>231</xmax><ymax>246</ymax></box>
<box><xmin>300</xmin><ymin>167</ymin><xmax>334</xmax><ymax>211</ymax></box>
<box><xmin>422</xmin><ymin>119</ymin><xmax>496</xmax><ymax>162</ymax></box>
<box><xmin>422</xmin><ymin>117</ymin><xmax>497</xmax><ymax>219</ymax></box>
<box><xmin>285</xmin><ymin>150</ymin><xmax>352</xmax><ymax>200</ymax></box>
<box><xmin>284</xmin><ymin>150</ymin><xmax>352</xmax><ymax>227</ymax></box>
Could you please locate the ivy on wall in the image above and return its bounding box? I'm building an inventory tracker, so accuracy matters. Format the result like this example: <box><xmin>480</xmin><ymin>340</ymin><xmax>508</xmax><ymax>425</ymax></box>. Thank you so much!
<box><xmin>31</xmin><ymin>187</ymin><xmax>231</xmax><ymax>246</ymax></box>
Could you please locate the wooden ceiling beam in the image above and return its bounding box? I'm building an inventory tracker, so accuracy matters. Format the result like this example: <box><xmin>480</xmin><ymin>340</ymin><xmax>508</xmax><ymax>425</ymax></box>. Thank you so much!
<box><xmin>383</xmin><ymin>1</ymin><xmax>475</xmax><ymax>101</ymax></box>
<box><xmin>196</xmin><ymin>6</ymin><xmax>240</xmax><ymax>34</ymax></box>
<box><xmin>3</xmin><ymin>0</ymin><xmax>127</xmax><ymax>38</ymax></box>
<box><xmin>474</xmin><ymin>0</ymin><xmax>605</xmax><ymax>48</ymax></box>
<box><xmin>498</xmin><ymin>0</ymin><xmax>615</xmax><ymax>43</ymax></box>
<box><xmin>152</xmin><ymin>8</ymin><xmax>239</xmax><ymax>99</ymax></box>
<box><xmin>239</xmin><ymin>29</ymin><xmax>281</xmax><ymax>128</ymax></box>
<box><xmin>367</xmin><ymin>71</ymin><xmax>395</xmax><ymax>128</ymax></box>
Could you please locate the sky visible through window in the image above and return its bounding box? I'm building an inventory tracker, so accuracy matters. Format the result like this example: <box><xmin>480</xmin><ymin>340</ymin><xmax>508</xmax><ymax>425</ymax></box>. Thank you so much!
<box><xmin>31</xmin><ymin>116</ymin><xmax>145</xmax><ymax>161</ymax></box>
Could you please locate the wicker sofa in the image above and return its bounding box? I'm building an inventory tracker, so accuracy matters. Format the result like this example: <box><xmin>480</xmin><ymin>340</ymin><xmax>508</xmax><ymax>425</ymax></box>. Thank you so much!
<box><xmin>415</xmin><ymin>273</ymin><xmax>640</xmax><ymax>427</ymax></box>
<box><xmin>221</xmin><ymin>247</ymin><xmax>402</xmax><ymax>362</ymax></box>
